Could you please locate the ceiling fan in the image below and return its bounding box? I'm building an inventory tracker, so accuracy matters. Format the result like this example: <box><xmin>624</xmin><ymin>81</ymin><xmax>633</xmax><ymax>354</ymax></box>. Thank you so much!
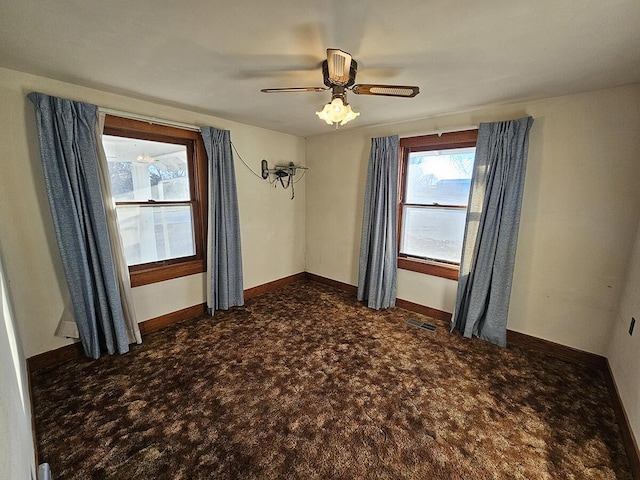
<box><xmin>260</xmin><ymin>48</ymin><xmax>420</xmax><ymax>127</ymax></box>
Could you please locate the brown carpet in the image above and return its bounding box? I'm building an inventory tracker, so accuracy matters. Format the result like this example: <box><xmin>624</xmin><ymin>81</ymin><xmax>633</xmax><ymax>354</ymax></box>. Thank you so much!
<box><xmin>31</xmin><ymin>281</ymin><xmax>632</xmax><ymax>479</ymax></box>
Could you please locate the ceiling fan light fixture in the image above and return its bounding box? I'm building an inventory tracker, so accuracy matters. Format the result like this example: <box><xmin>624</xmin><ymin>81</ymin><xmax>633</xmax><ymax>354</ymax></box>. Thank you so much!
<box><xmin>260</xmin><ymin>48</ymin><xmax>418</xmax><ymax>128</ymax></box>
<box><xmin>340</xmin><ymin>104</ymin><xmax>359</xmax><ymax>126</ymax></box>
<box><xmin>316</xmin><ymin>97</ymin><xmax>359</xmax><ymax>126</ymax></box>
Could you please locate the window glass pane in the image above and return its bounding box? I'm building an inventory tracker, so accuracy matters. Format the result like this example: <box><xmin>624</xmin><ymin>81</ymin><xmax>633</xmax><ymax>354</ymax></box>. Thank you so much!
<box><xmin>400</xmin><ymin>206</ymin><xmax>467</xmax><ymax>264</ymax></box>
<box><xmin>405</xmin><ymin>147</ymin><xmax>475</xmax><ymax>205</ymax></box>
<box><xmin>115</xmin><ymin>205</ymin><xmax>195</xmax><ymax>266</ymax></box>
<box><xmin>103</xmin><ymin>135</ymin><xmax>190</xmax><ymax>201</ymax></box>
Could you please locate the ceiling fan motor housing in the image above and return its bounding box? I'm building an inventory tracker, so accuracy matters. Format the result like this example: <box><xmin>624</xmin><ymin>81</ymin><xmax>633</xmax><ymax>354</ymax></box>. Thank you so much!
<box><xmin>322</xmin><ymin>59</ymin><xmax>358</xmax><ymax>88</ymax></box>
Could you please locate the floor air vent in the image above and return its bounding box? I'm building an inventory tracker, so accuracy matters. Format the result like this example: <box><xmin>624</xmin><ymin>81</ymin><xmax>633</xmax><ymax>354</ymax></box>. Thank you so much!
<box><xmin>406</xmin><ymin>318</ymin><xmax>437</xmax><ymax>332</ymax></box>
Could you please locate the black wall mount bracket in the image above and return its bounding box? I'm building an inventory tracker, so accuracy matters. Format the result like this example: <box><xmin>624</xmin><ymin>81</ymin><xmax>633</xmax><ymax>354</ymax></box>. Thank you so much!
<box><xmin>260</xmin><ymin>160</ymin><xmax>308</xmax><ymax>199</ymax></box>
<box><xmin>261</xmin><ymin>160</ymin><xmax>307</xmax><ymax>179</ymax></box>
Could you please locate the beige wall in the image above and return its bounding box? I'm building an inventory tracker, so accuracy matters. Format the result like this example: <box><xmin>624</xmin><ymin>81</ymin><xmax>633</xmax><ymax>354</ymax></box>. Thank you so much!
<box><xmin>306</xmin><ymin>84</ymin><xmax>640</xmax><ymax>356</ymax></box>
<box><xmin>0</xmin><ymin>67</ymin><xmax>306</xmax><ymax>358</ymax></box>
<box><xmin>0</xmin><ymin>242</ymin><xmax>36</xmax><ymax>478</ymax></box>
<box><xmin>608</xmin><ymin>217</ymin><xmax>640</xmax><ymax>446</ymax></box>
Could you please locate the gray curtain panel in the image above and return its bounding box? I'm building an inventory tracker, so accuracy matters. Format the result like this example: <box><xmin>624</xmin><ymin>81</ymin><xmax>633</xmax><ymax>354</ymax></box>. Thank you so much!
<box><xmin>28</xmin><ymin>92</ymin><xmax>130</xmax><ymax>359</ymax></box>
<box><xmin>357</xmin><ymin>135</ymin><xmax>399</xmax><ymax>309</ymax></box>
<box><xmin>452</xmin><ymin>117</ymin><xmax>534</xmax><ymax>347</ymax></box>
<box><xmin>201</xmin><ymin>126</ymin><xmax>244</xmax><ymax>312</ymax></box>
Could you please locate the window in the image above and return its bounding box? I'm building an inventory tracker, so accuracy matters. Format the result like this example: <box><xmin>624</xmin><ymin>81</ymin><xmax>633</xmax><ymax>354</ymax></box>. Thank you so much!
<box><xmin>398</xmin><ymin>130</ymin><xmax>477</xmax><ymax>280</ymax></box>
<box><xmin>102</xmin><ymin>116</ymin><xmax>207</xmax><ymax>287</ymax></box>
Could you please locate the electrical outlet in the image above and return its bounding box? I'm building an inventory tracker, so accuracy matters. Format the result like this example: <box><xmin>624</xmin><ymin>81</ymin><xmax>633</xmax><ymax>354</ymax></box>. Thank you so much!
<box><xmin>630</xmin><ymin>317</ymin><xmax>636</xmax><ymax>336</ymax></box>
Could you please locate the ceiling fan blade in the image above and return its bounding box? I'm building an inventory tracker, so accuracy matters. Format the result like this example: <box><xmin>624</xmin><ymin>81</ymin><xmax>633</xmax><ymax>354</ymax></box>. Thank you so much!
<box><xmin>326</xmin><ymin>49</ymin><xmax>352</xmax><ymax>85</ymax></box>
<box><xmin>351</xmin><ymin>84</ymin><xmax>420</xmax><ymax>98</ymax></box>
<box><xmin>260</xmin><ymin>87</ymin><xmax>327</xmax><ymax>93</ymax></box>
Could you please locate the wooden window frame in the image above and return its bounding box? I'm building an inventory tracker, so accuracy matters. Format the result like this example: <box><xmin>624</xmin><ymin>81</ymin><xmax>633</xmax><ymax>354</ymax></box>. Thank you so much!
<box><xmin>398</xmin><ymin>129</ymin><xmax>478</xmax><ymax>281</ymax></box>
<box><xmin>103</xmin><ymin>115</ymin><xmax>208</xmax><ymax>287</ymax></box>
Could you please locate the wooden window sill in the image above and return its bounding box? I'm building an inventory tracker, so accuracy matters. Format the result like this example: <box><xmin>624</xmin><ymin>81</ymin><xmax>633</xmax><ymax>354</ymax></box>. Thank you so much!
<box><xmin>130</xmin><ymin>259</ymin><xmax>206</xmax><ymax>287</ymax></box>
<box><xmin>398</xmin><ymin>257</ymin><xmax>459</xmax><ymax>281</ymax></box>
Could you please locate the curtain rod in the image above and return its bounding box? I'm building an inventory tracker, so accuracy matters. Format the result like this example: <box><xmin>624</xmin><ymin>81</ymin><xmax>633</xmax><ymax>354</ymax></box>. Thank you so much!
<box><xmin>427</xmin><ymin>125</ymin><xmax>478</xmax><ymax>137</ymax></box>
<box><xmin>98</xmin><ymin>107</ymin><xmax>201</xmax><ymax>132</ymax></box>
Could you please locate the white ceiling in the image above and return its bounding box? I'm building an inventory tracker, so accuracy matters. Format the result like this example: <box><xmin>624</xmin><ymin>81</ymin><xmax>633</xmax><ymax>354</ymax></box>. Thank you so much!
<box><xmin>1</xmin><ymin>0</ymin><xmax>640</xmax><ymax>137</ymax></box>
